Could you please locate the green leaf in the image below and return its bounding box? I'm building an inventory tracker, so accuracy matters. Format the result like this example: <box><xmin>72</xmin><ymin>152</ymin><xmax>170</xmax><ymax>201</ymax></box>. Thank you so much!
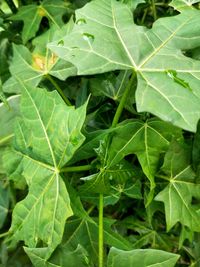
<box><xmin>64</xmin><ymin>217</ymin><xmax>132</xmax><ymax>262</ymax></box>
<box><xmin>11</xmin><ymin>0</ymin><xmax>69</xmax><ymax>43</ymax></box>
<box><xmin>121</xmin><ymin>216</ymin><xmax>172</xmax><ymax>250</ymax></box>
<box><xmin>7</xmin><ymin>84</ymin><xmax>87</xmax><ymax>257</ymax></box>
<box><xmin>3</xmin><ymin>24</ymin><xmax>76</xmax><ymax>94</ymax></box>
<box><xmin>2</xmin><ymin>148</ymin><xmax>26</xmax><ymax>189</ymax></box>
<box><xmin>0</xmin><ymin>79</ymin><xmax>7</xmax><ymax>105</ymax></box>
<box><xmin>24</xmin><ymin>245</ymin><xmax>90</xmax><ymax>267</ymax></box>
<box><xmin>24</xmin><ymin>215</ymin><xmax>132</xmax><ymax>266</ymax></box>
<box><xmin>155</xmin><ymin>141</ymin><xmax>200</xmax><ymax>231</ymax></box>
<box><xmin>0</xmin><ymin>182</ymin><xmax>9</xmax><ymax>229</ymax></box>
<box><xmin>90</xmin><ymin>70</ymin><xmax>136</xmax><ymax>114</ymax></box>
<box><xmin>107</xmin><ymin>247</ymin><xmax>180</xmax><ymax>267</ymax></box>
<box><xmin>49</xmin><ymin>0</ymin><xmax>200</xmax><ymax>131</ymax></box>
<box><xmin>69</xmin><ymin>128</ymin><xmax>112</xmax><ymax>164</ymax></box>
<box><xmin>170</xmin><ymin>0</ymin><xmax>200</xmax><ymax>11</ymax></box>
<box><xmin>0</xmin><ymin>95</ymin><xmax>20</xmax><ymax>147</ymax></box>
<box><xmin>120</xmin><ymin>0</ymin><xmax>145</xmax><ymax>10</ymax></box>
<box><xmin>107</xmin><ymin>119</ymin><xmax>181</xmax><ymax>196</ymax></box>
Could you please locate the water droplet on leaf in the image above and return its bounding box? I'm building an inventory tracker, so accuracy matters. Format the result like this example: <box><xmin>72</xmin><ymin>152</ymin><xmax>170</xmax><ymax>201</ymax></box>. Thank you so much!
<box><xmin>82</xmin><ymin>33</ymin><xmax>94</xmax><ymax>44</ymax></box>
<box><xmin>76</xmin><ymin>18</ymin><xmax>87</xmax><ymax>25</ymax></box>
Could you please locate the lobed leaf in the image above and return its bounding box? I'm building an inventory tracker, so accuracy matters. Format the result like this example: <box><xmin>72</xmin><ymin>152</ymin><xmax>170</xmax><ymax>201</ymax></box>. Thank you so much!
<box><xmin>3</xmin><ymin>23</ymin><xmax>76</xmax><ymax>94</ymax></box>
<box><xmin>49</xmin><ymin>0</ymin><xmax>200</xmax><ymax>131</ymax></box>
<box><xmin>107</xmin><ymin>119</ymin><xmax>182</xmax><ymax>196</ymax></box>
<box><xmin>155</xmin><ymin>141</ymin><xmax>200</xmax><ymax>231</ymax></box>
<box><xmin>7</xmin><ymin>83</ymin><xmax>87</xmax><ymax>257</ymax></box>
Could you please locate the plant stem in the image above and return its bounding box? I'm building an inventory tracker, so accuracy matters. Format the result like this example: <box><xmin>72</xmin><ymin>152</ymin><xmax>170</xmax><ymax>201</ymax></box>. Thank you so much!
<box><xmin>111</xmin><ymin>71</ymin><xmax>136</xmax><ymax>128</ymax></box>
<box><xmin>60</xmin><ymin>164</ymin><xmax>92</xmax><ymax>173</ymax></box>
<box><xmin>151</xmin><ymin>0</ymin><xmax>157</xmax><ymax>21</ymax></box>
<box><xmin>46</xmin><ymin>75</ymin><xmax>72</xmax><ymax>106</ymax></box>
<box><xmin>97</xmin><ymin>71</ymin><xmax>136</xmax><ymax>267</ymax></box>
<box><xmin>99</xmin><ymin>193</ymin><xmax>104</xmax><ymax>267</ymax></box>
<box><xmin>5</xmin><ymin>0</ymin><xmax>17</xmax><ymax>13</ymax></box>
<box><xmin>0</xmin><ymin>232</ymin><xmax>9</xmax><ymax>239</ymax></box>
<box><xmin>141</xmin><ymin>8</ymin><xmax>148</xmax><ymax>25</ymax></box>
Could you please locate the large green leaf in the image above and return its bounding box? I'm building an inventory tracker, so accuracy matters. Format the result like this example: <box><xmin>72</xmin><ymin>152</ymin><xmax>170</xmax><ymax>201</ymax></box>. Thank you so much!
<box><xmin>155</xmin><ymin>141</ymin><xmax>200</xmax><ymax>231</ymax></box>
<box><xmin>107</xmin><ymin>119</ymin><xmax>181</xmax><ymax>194</ymax></box>
<box><xmin>107</xmin><ymin>247</ymin><xmax>180</xmax><ymax>267</ymax></box>
<box><xmin>7</xmin><ymin>84</ymin><xmax>87</xmax><ymax>257</ymax></box>
<box><xmin>11</xmin><ymin>0</ymin><xmax>69</xmax><ymax>43</ymax></box>
<box><xmin>49</xmin><ymin>0</ymin><xmax>200</xmax><ymax>131</ymax></box>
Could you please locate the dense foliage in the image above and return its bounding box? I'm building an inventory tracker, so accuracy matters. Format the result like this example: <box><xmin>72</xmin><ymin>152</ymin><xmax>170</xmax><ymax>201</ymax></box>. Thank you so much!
<box><xmin>1</xmin><ymin>0</ymin><xmax>200</xmax><ymax>266</ymax></box>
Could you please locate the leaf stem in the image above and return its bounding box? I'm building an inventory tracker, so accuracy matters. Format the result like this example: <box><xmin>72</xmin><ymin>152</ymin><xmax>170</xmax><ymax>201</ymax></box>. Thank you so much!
<box><xmin>5</xmin><ymin>0</ymin><xmax>17</xmax><ymax>13</ymax></box>
<box><xmin>111</xmin><ymin>71</ymin><xmax>136</xmax><ymax>128</ymax></box>
<box><xmin>99</xmin><ymin>193</ymin><xmax>104</xmax><ymax>267</ymax></box>
<box><xmin>60</xmin><ymin>164</ymin><xmax>92</xmax><ymax>173</ymax></box>
<box><xmin>151</xmin><ymin>0</ymin><xmax>157</xmax><ymax>21</ymax></box>
<box><xmin>0</xmin><ymin>232</ymin><xmax>9</xmax><ymax>239</ymax></box>
<box><xmin>46</xmin><ymin>75</ymin><xmax>72</xmax><ymax>106</ymax></box>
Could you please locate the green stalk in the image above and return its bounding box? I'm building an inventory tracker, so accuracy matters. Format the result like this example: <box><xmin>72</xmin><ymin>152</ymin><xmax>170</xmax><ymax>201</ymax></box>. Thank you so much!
<box><xmin>151</xmin><ymin>0</ymin><xmax>157</xmax><ymax>21</ymax></box>
<box><xmin>60</xmin><ymin>165</ymin><xmax>91</xmax><ymax>173</ymax></box>
<box><xmin>141</xmin><ymin>8</ymin><xmax>148</xmax><ymax>25</ymax></box>
<box><xmin>111</xmin><ymin>71</ymin><xmax>136</xmax><ymax>128</ymax></box>
<box><xmin>98</xmin><ymin>193</ymin><xmax>104</xmax><ymax>267</ymax></box>
<box><xmin>0</xmin><ymin>232</ymin><xmax>9</xmax><ymax>239</ymax></box>
<box><xmin>98</xmin><ymin>71</ymin><xmax>136</xmax><ymax>267</ymax></box>
<box><xmin>46</xmin><ymin>75</ymin><xmax>72</xmax><ymax>106</ymax></box>
<box><xmin>5</xmin><ymin>0</ymin><xmax>17</xmax><ymax>13</ymax></box>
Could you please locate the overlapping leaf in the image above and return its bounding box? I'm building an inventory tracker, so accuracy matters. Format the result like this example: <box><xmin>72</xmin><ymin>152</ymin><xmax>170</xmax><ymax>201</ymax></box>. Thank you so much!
<box><xmin>90</xmin><ymin>70</ymin><xmax>136</xmax><ymax>114</ymax></box>
<box><xmin>49</xmin><ymin>0</ymin><xmax>200</xmax><ymax>131</ymax></box>
<box><xmin>107</xmin><ymin>247</ymin><xmax>179</xmax><ymax>267</ymax></box>
<box><xmin>11</xmin><ymin>0</ymin><xmax>69</xmax><ymax>43</ymax></box>
<box><xmin>107</xmin><ymin>119</ymin><xmax>181</xmax><ymax>195</ymax></box>
<box><xmin>24</xmin><ymin>216</ymin><xmax>132</xmax><ymax>267</ymax></box>
<box><xmin>7</xmin><ymin>84</ymin><xmax>87</xmax><ymax>257</ymax></box>
<box><xmin>3</xmin><ymin>23</ymin><xmax>76</xmax><ymax>94</ymax></box>
<box><xmin>155</xmin><ymin>142</ymin><xmax>200</xmax><ymax>231</ymax></box>
<box><xmin>24</xmin><ymin>245</ymin><xmax>90</xmax><ymax>267</ymax></box>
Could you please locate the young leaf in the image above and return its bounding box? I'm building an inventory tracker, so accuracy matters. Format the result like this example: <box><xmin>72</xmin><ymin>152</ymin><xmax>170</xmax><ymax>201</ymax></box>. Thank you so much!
<box><xmin>11</xmin><ymin>0</ymin><xmax>69</xmax><ymax>43</ymax></box>
<box><xmin>155</xmin><ymin>141</ymin><xmax>200</xmax><ymax>231</ymax></box>
<box><xmin>49</xmin><ymin>0</ymin><xmax>200</xmax><ymax>131</ymax></box>
<box><xmin>7</xmin><ymin>84</ymin><xmax>87</xmax><ymax>257</ymax></box>
<box><xmin>107</xmin><ymin>247</ymin><xmax>180</xmax><ymax>267</ymax></box>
